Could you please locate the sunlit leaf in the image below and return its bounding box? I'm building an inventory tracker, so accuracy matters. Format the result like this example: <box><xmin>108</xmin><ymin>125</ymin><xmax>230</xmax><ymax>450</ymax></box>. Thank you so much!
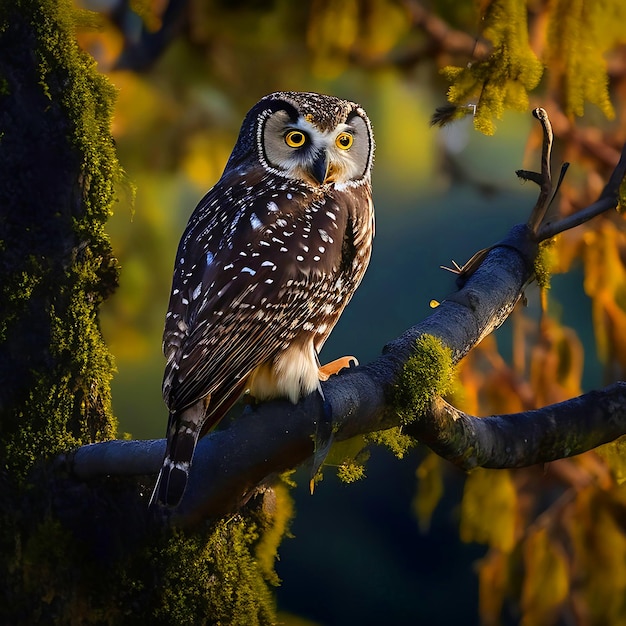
<box><xmin>521</xmin><ymin>527</ymin><xmax>569</xmax><ymax>626</ymax></box>
<box><xmin>460</xmin><ymin>468</ymin><xmax>517</xmax><ymax>552</ymax></box>
<box><xmin>529</xmin><ymin>317</ymin><xmax>584</xmax><ymax>406</ymax></box>
<box><xmin>413</xmin><ymin>452</ymin><xmax>443</xmax><ymax>532</ymax></box>
<box><xmin>566</xmin><ymin>490</ymin><xmax>626</xmax><ymax>623</ymax></box>
<box><xmin>597</xmin><ymin>436</ymin><xmax>626</xmax><ymax>485</ymax></box>
<box><xmin>477</xmin><ymin>550</ymin><xmax>509</xmax><ymax>625</ymax></box>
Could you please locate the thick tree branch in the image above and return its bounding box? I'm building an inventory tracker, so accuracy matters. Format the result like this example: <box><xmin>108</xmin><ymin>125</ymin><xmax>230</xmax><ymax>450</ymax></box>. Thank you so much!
<box><xmin>413</xmin><ymin>383</ymin><xmax>626</xmax><ymax>469</ymax></box>
<box><xmin>61</xmin><ymin>125</ymin><xmax>626</xmax><ymax>528</ymax></box>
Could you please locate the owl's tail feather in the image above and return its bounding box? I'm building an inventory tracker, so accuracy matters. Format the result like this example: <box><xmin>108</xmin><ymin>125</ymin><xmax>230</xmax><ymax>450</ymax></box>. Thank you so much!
<box><xmin>149</xmin><ymin>401</ymin><xmax>206</xmax><ymax>509</ymax></box>
<box><xmin>150</xmin><ymin>381</ymin><xmax>249</xmax><ymax>510</ymax></box>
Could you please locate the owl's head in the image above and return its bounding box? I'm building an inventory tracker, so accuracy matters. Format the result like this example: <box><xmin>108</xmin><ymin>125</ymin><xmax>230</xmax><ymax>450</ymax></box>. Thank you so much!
<box><xmin>227</xmin><ymin>91</ymin><xmax>374</xmax><ymax>188</ymax></box>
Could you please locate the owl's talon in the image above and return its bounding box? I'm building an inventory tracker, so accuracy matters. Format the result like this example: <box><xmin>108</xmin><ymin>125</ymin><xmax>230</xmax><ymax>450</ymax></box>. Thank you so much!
<box><xmin>318</xmin><ymin>356</ymin><xmax>358</xmax><ymax>381</ymax></box>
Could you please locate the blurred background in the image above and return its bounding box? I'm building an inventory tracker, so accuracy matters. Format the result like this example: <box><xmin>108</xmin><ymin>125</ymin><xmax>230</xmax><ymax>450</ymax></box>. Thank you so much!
<box><xmin>75</xmin><ymin>0</ymin><xmax>626</xmax><ymax>623</ymax></box>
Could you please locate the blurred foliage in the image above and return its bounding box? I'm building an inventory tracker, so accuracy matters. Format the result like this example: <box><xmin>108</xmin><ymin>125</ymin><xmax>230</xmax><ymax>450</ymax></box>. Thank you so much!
<box><xmin>66</xmin><ymin>0</ymin><xmax>626</xmax><ymax>623</ymax></box>
<box><xmin>443</xmin><ymin>0</ymin><xmax>543</xmax><ymax>134</ymax></box>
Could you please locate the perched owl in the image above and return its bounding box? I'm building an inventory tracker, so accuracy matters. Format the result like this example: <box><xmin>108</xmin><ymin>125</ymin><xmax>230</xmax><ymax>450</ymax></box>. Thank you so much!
<box><xmin>150</xmin><ymin>91</ymin><xmax>375</xmax><ymax>509</ymax></box>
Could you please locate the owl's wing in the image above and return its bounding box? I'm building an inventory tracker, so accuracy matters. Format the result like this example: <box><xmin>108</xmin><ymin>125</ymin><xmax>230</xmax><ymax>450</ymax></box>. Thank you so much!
<box><xmin>161</xmin><ymin>169</ymin><xmax>363</xmax><ymax>417</ymax></box>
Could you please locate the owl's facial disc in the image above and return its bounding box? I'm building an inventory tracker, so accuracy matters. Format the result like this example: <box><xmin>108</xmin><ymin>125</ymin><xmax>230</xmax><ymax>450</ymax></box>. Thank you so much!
<box><xmin>262</xmin><ymin>110</ymin><xmax>371</xmax><ymax>186</ymax></box>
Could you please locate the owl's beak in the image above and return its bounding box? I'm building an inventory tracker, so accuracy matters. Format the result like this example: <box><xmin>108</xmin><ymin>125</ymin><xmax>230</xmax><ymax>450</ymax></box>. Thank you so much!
<box><xmin>310</xmin><ymin>151</ymin><xmax>330</xmax><ymax>185</ymax></box>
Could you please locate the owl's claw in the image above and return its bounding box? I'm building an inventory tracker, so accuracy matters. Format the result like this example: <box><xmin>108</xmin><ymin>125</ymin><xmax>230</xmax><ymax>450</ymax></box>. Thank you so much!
<box><xmin>318</xmin><ymin>355</ymin><xmax>358</xmax><ymax>381</ymax></box>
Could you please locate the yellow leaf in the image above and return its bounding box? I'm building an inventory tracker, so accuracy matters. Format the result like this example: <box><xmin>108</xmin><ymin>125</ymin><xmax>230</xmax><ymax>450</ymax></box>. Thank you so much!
<box><xmin>521</xmin><ymin>528</ymin><xmax>569</xmax><ymax>626</ymax></box>
<box><xmin>413</xmin><ymin>452</ymin><xmax>443</xmax><ymax>532</ymax></box>
<box><xmin>477</xmin><ymin>550</ymin><xmax>509</xmax><ymax>625</ymax></box>
<box><xmin>460</xmin><ymin>468</ymin><xmax>517</xmax><ymax>552</ymax></box>
<box><xmin>566</xmin><ymin>492</ymin><xmax>626</xmax><ymax>623</ymax></box>
<box><xmin>597</xmin><ymin>436</ymin><xmax>626</xmax><ymax>485</ymax></box>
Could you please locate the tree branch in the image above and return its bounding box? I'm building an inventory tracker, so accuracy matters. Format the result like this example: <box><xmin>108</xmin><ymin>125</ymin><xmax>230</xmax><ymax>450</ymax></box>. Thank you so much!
<box><xmin>60</xmin><ymin>124</ymin><xmax>626</xmax><ymax>528</ymax></box>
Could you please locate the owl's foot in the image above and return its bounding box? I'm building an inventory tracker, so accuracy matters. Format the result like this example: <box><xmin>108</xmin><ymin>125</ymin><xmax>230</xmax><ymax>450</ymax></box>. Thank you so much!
<box><xmin>318</xmin><ymin>356</ymin><xmax>358</xmax><ymax>381</ymax></box>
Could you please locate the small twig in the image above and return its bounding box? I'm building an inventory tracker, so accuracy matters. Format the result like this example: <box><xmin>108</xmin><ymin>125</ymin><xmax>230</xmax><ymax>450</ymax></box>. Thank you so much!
<box><xmin>536</xmin><ymin>143</ymin><xmax>626</xmax><ymax>241</ymax></box>
<box><xmin>524</xmin><ymin>108</ymin><xmax>554</xmax><ymax>236</ymax></box>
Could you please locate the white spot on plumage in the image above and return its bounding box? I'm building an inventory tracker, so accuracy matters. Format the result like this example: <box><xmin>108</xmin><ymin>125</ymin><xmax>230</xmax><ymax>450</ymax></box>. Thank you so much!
<box><xmin>296</xmin><ymin>255</ymin><xmax>304</xmax><ymax>262</ymax></box>
<box><xmin>241</xmin><ymin>267</ymin><xmax>256</xmax><ymax>275</ymax></box>
<box><xmin>192</xmin><ymin>283</ymin><xmax>202</xmax><ymax>300</ymax></box>
<box><xmin>267</xmin><ymin>201</ymin><xmax>279</xmax><ymax>212</ymax></box>
<box><xmin>318</xmin><ymin>229</ymin><xmax>332</xmax><ymax>243</ymax></box>
<box><xmin>224</xmin><ymin>263</ymin><xmax>234</xmax><ymax>270</ymax></box>
<box><xmin>206</xmin><ymin>251</ymin><xmax>214</xmax><ymax>265</ymax></box>
<box><xmin>261</xmin><ymin>261</ymin><xmax>275</xmax><ymax>268</ymax></box>
<box><xmin>280</xmin><ymin>247</ymin><xmax>288</xmax><ymax>253</ymax></box>
<box><xmin>318</xmin><ymin>246</ymin><xmax>325</xmax><ymax>253</ymax></box>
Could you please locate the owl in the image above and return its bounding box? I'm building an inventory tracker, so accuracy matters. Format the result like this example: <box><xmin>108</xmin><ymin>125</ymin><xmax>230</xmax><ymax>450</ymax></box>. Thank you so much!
<box><xmin>150</xmin><ymin>91</ymin><xmax>375</xmax><ymax>509</ymax></box>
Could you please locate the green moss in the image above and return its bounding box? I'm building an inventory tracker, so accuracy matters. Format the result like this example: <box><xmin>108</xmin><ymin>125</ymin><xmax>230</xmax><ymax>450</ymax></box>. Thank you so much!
<box><xmin>149</xmin><ymin>507</ymin><xmax>285</xmax><ymax>625</ymax></box>
<box><xmin>1</xmin><ymin>481</ymin><xmax>291</xmax><ymax>625</ymax></box>
<box><xmin>0</xmin><ymin>0</ymin><xmax>121</xmax><ymax>479</ymax></box>
<box><xmin>442</xmin><ymin>0</ymin><xmax>543</xmax><ymax>134</ymax></box>
<box><xmin>337</xmin><ymin>458</ymin><xmax>367</xmax><ymax>483</ymax></box>
<box><xmin>254</xmin><ymin>484</ymin><xmax>294</xmax><ymax>586</ymax></box>
<box><xmin>391</xmin><ymin>334</ymin><xmax>455</xmax><ymax>425</ymax></box>
<box><xmin>366</xmin><ymin>427</ymin><xmax>416</xmax><ymax>459</ymax></box>
<box><xmin>534</xmin><ymin>239</ymin><xmax>556</xmax><ymax>290</ymax></box>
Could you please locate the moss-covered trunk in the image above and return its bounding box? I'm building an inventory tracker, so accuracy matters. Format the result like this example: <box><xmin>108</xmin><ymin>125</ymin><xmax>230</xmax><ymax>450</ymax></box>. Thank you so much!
<box><xmin>0</xmin><ymin>0</ymin><xmax>119</xmax><ymax>478</ymax></box>
<box><xmin>0</xmin><ymin>2</ymin><xmax>286</xmax><ymax>623</ymax></box>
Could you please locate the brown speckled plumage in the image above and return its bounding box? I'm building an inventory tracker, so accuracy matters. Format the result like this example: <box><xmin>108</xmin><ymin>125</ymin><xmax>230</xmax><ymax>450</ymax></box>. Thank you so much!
<box><xmin>151</xmin><ymin>91</ymin><xmax>375</xmax><ymax>508</ymax></box>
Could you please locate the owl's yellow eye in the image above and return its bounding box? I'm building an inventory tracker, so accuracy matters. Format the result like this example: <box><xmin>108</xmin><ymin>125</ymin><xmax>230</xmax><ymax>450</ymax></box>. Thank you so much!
<box><xmin>285</xmin><ymin>130</ymin><xmax>307</xmax><ymax>148</ymax></box>
<box><xmin>335</xmin><ymin>132</ymin><xmax>353</xmax><ymax>150</ymax></box>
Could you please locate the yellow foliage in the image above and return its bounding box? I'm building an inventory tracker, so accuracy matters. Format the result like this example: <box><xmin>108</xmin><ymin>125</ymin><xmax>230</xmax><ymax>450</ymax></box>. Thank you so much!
<box><xmin>413</xmin><ymin>452</ymin><xmax>443</xmax><ymax>532</ymax></box>
<box><xmin>582</xmin><ymin>221</ymin><xmax>626</xmax><ymax>371</ymax></box>
<box><xmin>130</xmin><ymin>0</ymin><xmax>167</xmax><ymax>32</ymax></box>
<box><xmin>566</xmin><ymin>489</ymin><xmax>626</xmax><ymax>623</ymax></box>
<box><xmin>529</xmin><ymin>316</ymin><xmax>584</xmax><ymax>406</ymax></box>
<box><xmin>307</xmin><ymin>0</ymin><xmax>408</xmax><ymax>77</ymax></box>
<box><xmin>307</xmin><ymin>0</ymin><xmax>359</xmax><ymax>77</ymax></box>
<box><xmin>545</xmin><ymin>0</ymin><xmax>624</xmax><ymax>119</ymax></box>
<box><xmin>597</xmin><ymin>436</ymin><xmax>626</xmax><ymax>485</ymax></box>
<box><xmin>521</xmin><ymin>527</ymin><xmax>569</xmax><ymax>626</ymax></box>
<box><xmin>460</xmin><ymin>468</ymin><xmax>517</xmax><ymax>552</ymax></box>
<box><xmin>442</xmin><ymin>0</ymin><xmax>543</xmax><ymax>134</ymax></box>
<box><xmin>477</xmin><ymin>550</ymin><xmax>509</xmax><ymax>625</ymax></box>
